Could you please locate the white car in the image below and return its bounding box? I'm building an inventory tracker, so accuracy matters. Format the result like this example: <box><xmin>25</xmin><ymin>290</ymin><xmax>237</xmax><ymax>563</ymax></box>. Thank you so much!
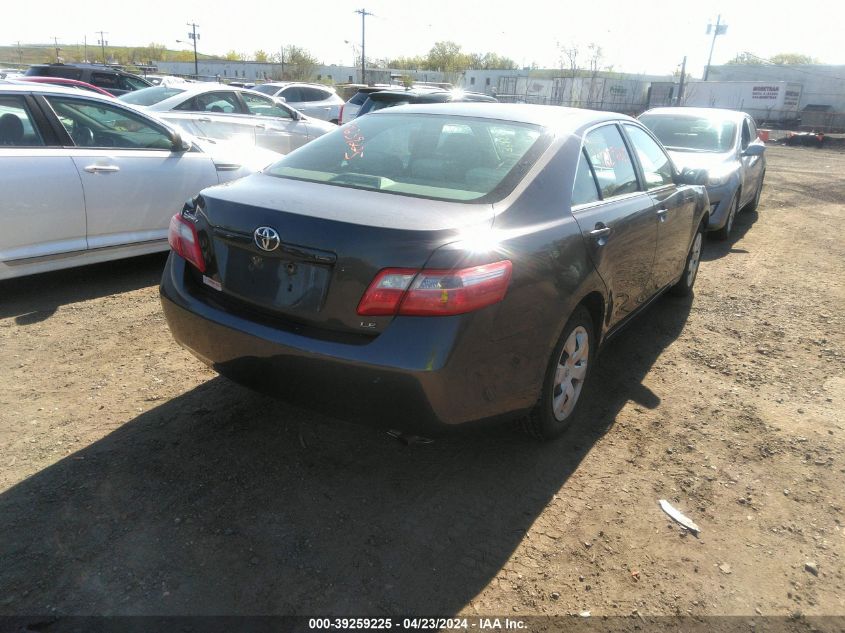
<box><xmin>120</xmin><ymin>85</ymin><xmax>336</xmax><ymax>155</ymax></box>
<box><xmin>0</xmin><ymin>84</ymin><xmax>279</xmax><ymax>280</ymax></box>
<box><xmin>251</xmin><ymin>82</ymin><xmax>344</xmax><ymax>123</ymax></box>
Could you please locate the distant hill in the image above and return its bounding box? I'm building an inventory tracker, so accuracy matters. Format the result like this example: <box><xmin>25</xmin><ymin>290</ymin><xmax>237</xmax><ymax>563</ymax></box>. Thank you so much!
<box><xmin>0</xmin><ymin>43</ymin><xmax>217</xmax><ymax>69</ymax></box>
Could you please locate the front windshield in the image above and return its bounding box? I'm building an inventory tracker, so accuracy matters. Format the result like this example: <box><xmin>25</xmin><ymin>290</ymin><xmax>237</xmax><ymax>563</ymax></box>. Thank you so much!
<box><xmin>118</xmin><ymin>86</ymin><xmax>186</xmax><ymax>106</ymax></box>
<box><xmin>639</xmin><ymin>114</ymin><xmax>737</xmax><ymax>152</ymax></box>
<box><xmin>252</xmin><ymin>84</ymin><xmax>280</xmax><ymax>95</ymax></box>
<box><xmin>266</xmin><ymin>113</ymin><xmax>549</xmax><ymax>203</ymax></box>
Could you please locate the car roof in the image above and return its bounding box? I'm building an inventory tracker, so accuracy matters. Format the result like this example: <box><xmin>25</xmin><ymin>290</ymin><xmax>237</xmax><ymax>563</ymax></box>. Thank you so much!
<box><xmin>0</xmin><ymin>82</ymin><xmax>116</xmax><ymax>100</ymax></box>
<box><xmin>376</xmin><ymin>102</ymin><xmax>634</xmax><ymax>129</ymax></box>
<box><xmin>642</xmin><ymin>107</ymin><xmax>749</xmax><ymax>121</ymax></box>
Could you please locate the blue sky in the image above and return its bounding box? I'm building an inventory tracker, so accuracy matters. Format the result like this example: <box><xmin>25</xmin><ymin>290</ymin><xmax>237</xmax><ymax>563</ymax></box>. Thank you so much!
<box><xmin>2</xmin><ymin>0</ymin><xmax>843</xmax><ymax>77</ymax></box>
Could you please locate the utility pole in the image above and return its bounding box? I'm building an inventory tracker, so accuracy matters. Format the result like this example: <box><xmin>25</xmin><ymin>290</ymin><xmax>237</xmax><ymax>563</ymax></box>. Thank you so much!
<box><xmin>354</xmin><ymin>8</ymin><xmax>373</xmax><ymax>84</ymax></box>
<box><xmin>17</xmin><ymin>41</ymin><xmax>23</xmax><ymax>65</ymax></box>
<box><xmin>279</xmin><ymin>46</ymin><xmax>285</xmax><ymax>80</ymax></box>
<box><xmin>84</xmin><ymin>36</ymin><xmax>88</xmax><ymax>63</ymax></box>
<box><xmin>677</xmin><ymin>56</ymin><xmax>687</xmax><ymax>105</ymax></box>
<box><xmin>187</xmin><ymin>22</ymin><xmax>200</xmax><ymax>78</ymax></box>
<box><xmin>96</xmin><ymin>31</ymin><xmax>108</xmax><ymax>64</ymax></box>
<box><xmin>704</xmin><ymin>14</ymin><xmax>727</xmax><ymax>81</ymax></box>
<box><xmin>52</xmin><ymin>37</ymin><xmax>61</xmax><ymax>63</ymax></box>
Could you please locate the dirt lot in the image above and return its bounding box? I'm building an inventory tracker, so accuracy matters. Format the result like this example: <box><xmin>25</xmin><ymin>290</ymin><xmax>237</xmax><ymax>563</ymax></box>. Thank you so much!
<box><xmin>1</xmin><ymin>145</ymin><xmax>843</xmax><ymax>620</ymax></box>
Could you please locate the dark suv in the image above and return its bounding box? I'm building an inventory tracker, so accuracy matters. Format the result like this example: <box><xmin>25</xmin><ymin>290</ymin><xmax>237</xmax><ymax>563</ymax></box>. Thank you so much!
<box><xmin>24</xmin><ymin>64</ymin><xmax>151</xmax><ymax>96</ymax></box>
<box><xmin>355</xmin><ymin>89</ymin><xmax>497</xmax><ymax>119</ymax></box>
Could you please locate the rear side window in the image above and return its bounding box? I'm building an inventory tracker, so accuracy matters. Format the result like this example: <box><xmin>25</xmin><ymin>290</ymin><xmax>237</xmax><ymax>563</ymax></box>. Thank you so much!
<box><xmin>280</xmin><ymin>87</ymin><xmax>303</xmax><ymax>102</ymax></box>
<box><xmin>0</xmin><ymin>96</ymin><xmax>45</xmax><ymax>146</ymax></box>
<box><xmin>571</xmin><ymin>149</ymin><xmax>600</xmax><ymax>206</ymax></box>
<box><xmin>241</xmin><ymin>92</ymin><xmax>292</xmax><ymax>119</ymax></box>
<box><xmin>47</xmin><ymin>67</ymin><xmax>83</xmax><ymax>80</ymax></box>
<box><xmin>194</xmin><ymin>91</ymin><xmax>241</xmax><ymax>114</ymax></box>
<box><xmin>90</xmin><ymin>72</ymin><xmax>120</xmax><ymax>89</ymax></box>
<box><xmin>300</xmin><ymin>87</ymin><xmax>330</xmax><ymax>102</ymax></box>
<box><xmin>252</xmin><ymin>84</ymin><xmax>281</xmax><ymax>96</ymax></box>
<box><xmin>121</xmin><ymin>75</ymin><xmax>150</xmax><ymax>91</ymax></box>
<box><xmin>624</xmin><ymin>124</ymin><xmax>674</xmax><ymax>189</ymax></box>
<box><xmin>583</xmin><ymin>125</ymin><xmax>639</xmax><ymax>198</ymax></box>
<box><xmin>266</xmin><ymin>113</ymin><xmax>549</xmax><ymax>203</ymax></box>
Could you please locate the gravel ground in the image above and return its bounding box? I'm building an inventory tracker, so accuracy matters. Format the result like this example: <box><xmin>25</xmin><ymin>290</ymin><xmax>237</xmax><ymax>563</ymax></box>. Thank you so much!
<box><xmin>0</xmin><ymin>145</ymin><xmax>843</xmax><ymax>619</ymax></box>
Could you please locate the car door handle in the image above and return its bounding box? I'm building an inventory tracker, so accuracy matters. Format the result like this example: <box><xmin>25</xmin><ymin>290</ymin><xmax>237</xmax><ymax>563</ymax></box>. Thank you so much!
<box><xmin>254</xmin><ymin>123</ymin><xmax>266</xmax><ymax>129</ymax></box>
<box><xmin>84</xmin><ymin>164</ymin><xmax>120</xmax><ymax>174</ymax></box>
<box><xmin>656</xmin><ymin>207</ymin><xmax>668</xmax><ymax>220</ymax></box>
<box><xmin>589</xmin><ymin>225</ymin><xmax>612</xmax><ymax>239</ymax></box>
<box><xmin>197</xmin><ymin>116</ymin><xmax>212</xmax><ymax>122</ymax></box>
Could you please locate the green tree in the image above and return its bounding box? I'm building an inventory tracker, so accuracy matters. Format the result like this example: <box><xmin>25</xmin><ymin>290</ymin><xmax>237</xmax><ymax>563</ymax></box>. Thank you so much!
<box><xmin>224</xmin><ymin>50</ymin><xmax>245</xmax><ymax>61</ymax></box>
<box><xmin>426</xmin><ymin>41</ymin><xmax>470</xmax><ymax>72</ymax></box>
<box><xmin>769</xmin><ymin>52</ymin><xmax>819</xmax><ymax>65</ymax></box>
<box><xmin>254</xmin><ymin>49</ymin><xmax>269</xmax><ymax>62</ymax></box>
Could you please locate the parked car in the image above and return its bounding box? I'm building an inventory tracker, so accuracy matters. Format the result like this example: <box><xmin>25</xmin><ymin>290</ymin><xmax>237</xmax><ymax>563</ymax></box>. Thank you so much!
<box><xmin>251</xmin><ymin>82</ymin><xmax>344</xmax><ymax>123</ymax></box>
<box><xmin>0</xmin><ymin>84</ymin><xmax>279</xmax><ymax>280</ymax></box>
<box><xmin>13</xmin><ymin>76</ymin><xmax>116</xmax><ymax>97</ymax></box>
<box><xmin>160</xmin><ymin>103</ymin><xmax>710</xmax><ymax>439</ymax></box>
<box><xmin>638</xmin><ymin>107</ymin><xmax>766</xmax><ymax>240</ymax></box>
<box><xmin>339</xmin><ymin>85</ymin><xmax>394</xmax><ymax>124</ymax></box>
<box><xmin>120</xmin><ymin>84</ymin><xmax>336</xmax><ymax>154</ymax></box>
<box><xmin>143</xmin><ymin>74</ymin><xmax>190</xmax><ymax>87</ymax></box>
<box><xmin>24</xmin><ymin>63</ymin><xmax>152</xmax><ymax>96</ymax></box>
<box><xmin>355</xmin><ymin>88</ymin><xmax>497</xmax><ymax>119</ymax></box>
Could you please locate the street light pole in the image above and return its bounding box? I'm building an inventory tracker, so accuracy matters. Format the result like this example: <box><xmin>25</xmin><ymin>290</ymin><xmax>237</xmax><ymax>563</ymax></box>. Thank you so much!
<box><xmin>354</xmin><ymin>8</ymin><xmax>373</xmax><ymax>84</ymax></box>
<box><xmin>704</xmin><ymin>14</ymin><xmax>727</xmax><ymax>81</ymax></box>
<box><xmin>187</xmin><ymin>22</ymin><xmax>200</xmax><ymax>77</ymax></box>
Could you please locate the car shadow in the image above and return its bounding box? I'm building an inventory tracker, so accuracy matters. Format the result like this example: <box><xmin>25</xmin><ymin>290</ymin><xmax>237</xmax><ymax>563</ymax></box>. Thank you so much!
<box><xmin>0</xmin><ymin>254</ymin><xmax>167</xmax><ymax>324</ymax></box>
<box><xmin>0</xmin><ymin>294</ymin><xmax>692</xmax><ymax>617</ymax></box>
<box><xmin>701</xmin><ymin>208</ymin><xmax>760</xmax><ymax>262</ymax></box>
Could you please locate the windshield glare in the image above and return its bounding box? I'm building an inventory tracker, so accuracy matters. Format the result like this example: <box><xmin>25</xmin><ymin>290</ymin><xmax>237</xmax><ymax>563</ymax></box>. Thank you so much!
<box><xmin>640</xmin><ymin>114</ymin><xmax>737</xmax><ymax>152</ymax></box>
<box><xmin>119</xmin><ymin>85</ymin><xmax>186</xmax><ymax>106</ymax></box>
<box><xmin>266</xmin><ymin>113</ymin><xmax>547</xmax><ymax>203</ymax></box>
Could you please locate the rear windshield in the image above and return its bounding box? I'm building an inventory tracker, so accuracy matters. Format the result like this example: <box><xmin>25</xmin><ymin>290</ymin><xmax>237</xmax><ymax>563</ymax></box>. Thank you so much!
<box><xmin>119</xmin><ymin>85</ymin><xmax>186</xmax><ymax>106</ymax></box>
<box><xmin>252</xmin><ymin>84</ymin><xmax>280</xmax><ymax>95</ymax></box>
<box><xmin>639</xmin><ymin>114</ymin><xmax>737</xmax><ymax>152</ymax></box>
<box><xmin>348</xmin><ymin>91</ymin><xmax>371</xmax><ymax>106</ymax></box>
<box><xmin>266</xmin><ymin>113</ymin><xmax>549</xmax><ymax>203</ymax></box>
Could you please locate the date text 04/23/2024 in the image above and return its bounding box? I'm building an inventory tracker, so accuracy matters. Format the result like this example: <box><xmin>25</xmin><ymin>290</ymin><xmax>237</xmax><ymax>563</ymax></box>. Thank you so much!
<box><xmin>308</xmin><ymin>618</ymin><xmax>527</xmax><ymax>630</ymax></box>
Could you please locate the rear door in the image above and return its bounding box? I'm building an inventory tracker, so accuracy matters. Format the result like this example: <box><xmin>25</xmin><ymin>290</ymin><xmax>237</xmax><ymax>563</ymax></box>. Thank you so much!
<box><xmin>41</xmin><ymin>94</ymin><xmax>218</xmax><ymax>250</ymax></box>
<box><xmin>238</xmin><ymin>92</ymin><xmax>306</xmax><ymax>153</ymax></box>
<box><xmin>570</xmin><ymin>123</ymin><xmax>658</xmax><ymax>326</ymax></box>
<box><xmin>622</xmin><ymin>123</ymin><xmax>696</xmax><ymax>289</ymax></box>
<box><xmin>174</xmin><ymin>90</ymin><xmax>248</xmax><ymax>142</ymax></box>
<box><xmin>0</xmin><ymin>93</ymin><xmax>86</xmax><ymax>273</ymax></box>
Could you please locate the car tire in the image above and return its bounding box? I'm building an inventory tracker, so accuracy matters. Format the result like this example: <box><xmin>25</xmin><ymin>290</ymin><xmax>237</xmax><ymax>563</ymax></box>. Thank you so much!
<box><xmin>522</xmin><ymin>306</ymin><xmax>595</xmax><ymax>441</ymax></box>
<box><xmin>745</xmin><ymin>170</ymin><xmax>765</xmax><ymax>212</ymax></box>
<box><xmin>670</xmin><ymin>222</ymin><xmax>705</xmax><ymax>297</ymax></box>
<box><xmin>712</xmin><ymin>193</ymin><xmax>739</xmax><ymax>241</ymax></box>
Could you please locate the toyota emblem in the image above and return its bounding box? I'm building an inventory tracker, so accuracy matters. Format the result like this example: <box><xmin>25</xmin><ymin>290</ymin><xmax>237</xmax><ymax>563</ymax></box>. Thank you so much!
<box><xmin>254</xmin><ymin>226</ymin><xmax>281</xmax><ymax>252</ymax></box>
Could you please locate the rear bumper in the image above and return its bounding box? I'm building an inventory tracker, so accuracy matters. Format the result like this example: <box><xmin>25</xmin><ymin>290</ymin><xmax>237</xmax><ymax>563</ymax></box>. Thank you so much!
<box><xmin>160</xmin><ymin>255</ymin><xmax>540</xmax><ymax>431</ymax></box>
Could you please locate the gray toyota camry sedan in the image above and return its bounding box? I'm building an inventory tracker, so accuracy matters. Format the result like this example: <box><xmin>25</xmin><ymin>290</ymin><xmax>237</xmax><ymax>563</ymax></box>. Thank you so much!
<box><xmin>160</xmin><ymin>104</ymin><xmax>709</xmax><ymax>440</ymax></box>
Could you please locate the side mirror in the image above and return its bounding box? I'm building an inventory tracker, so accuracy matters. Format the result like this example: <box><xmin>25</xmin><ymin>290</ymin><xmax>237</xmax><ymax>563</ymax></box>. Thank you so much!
<box><xmin>742</xmin><ymin>143</ymin><xmax>765</xmax><ymax>157</ymax></box>
<box><xmin>170</xmin><ymin>130</ymin><xmax>190</xmax><ymax>152</ymax></box>
<box><xmin>676</xmin><ymin>168</ymin><xmax>708</xmax><ymax>186</ymax></box>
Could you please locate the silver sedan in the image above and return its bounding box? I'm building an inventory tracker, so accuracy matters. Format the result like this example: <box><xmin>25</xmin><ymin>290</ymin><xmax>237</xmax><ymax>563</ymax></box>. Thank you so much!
<box><xmin>0</xmin><ymin>84</ymin><xmax>278</xmax><ymax>280</ymax></box>
<box><xmin>639</xmin><ymin>107</ymin><xmax>766</xmax><ymax>240</ymax></box>
<box><xmin>120</xmin><ymin>85</ymin><xmax>336</xmax><ymax>155</ymax></box>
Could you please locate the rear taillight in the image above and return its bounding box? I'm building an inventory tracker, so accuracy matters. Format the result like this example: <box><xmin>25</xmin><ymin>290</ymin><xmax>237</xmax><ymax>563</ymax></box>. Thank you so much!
<box><xmin>168</xmin><ymin>213</ymin><xmax>206</xmax><ymax>273</ymax></box>
<box><xmin>357</xmin><ymin>261</ymin><xmax>512</xmax><ymax>317</ymax></box>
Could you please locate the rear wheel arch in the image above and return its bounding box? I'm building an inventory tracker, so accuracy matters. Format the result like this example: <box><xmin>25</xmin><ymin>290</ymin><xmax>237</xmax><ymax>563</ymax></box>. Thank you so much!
<box><xmin>579</xmin><ymin>291</ymin><xmax>606</xmax><ymax>346</ymax></box>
